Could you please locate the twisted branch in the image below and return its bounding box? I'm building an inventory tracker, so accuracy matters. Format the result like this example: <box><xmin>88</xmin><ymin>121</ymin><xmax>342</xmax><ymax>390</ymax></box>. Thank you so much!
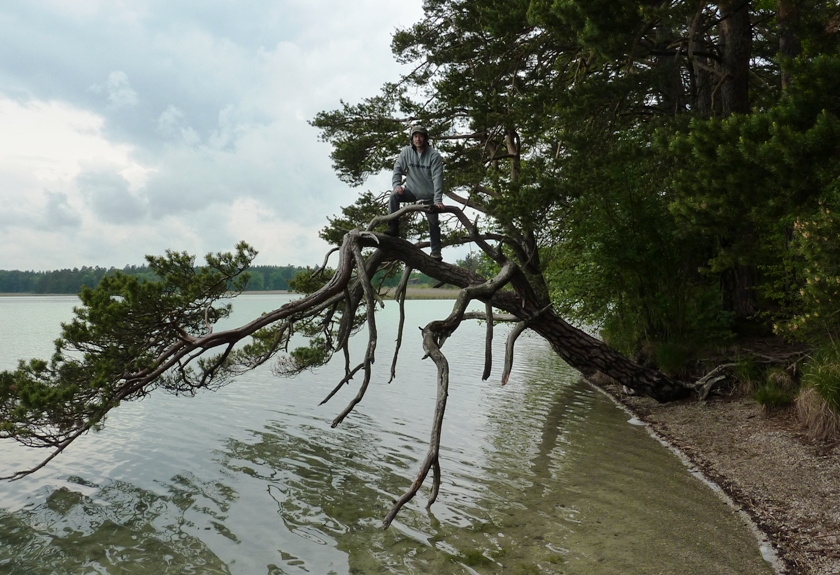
<box><xmin>330</xmin><ymin>242</ymin><xmax>379</xmax><ymax>428</ymax></box>
<box><xmin>382</xmin><ymin>261</ymin><xmax>517</xmax><ymax>527</ymax></box>
<box><xmin>390</xmin><ymin>265</ymin><xmax>413</xmax><ymax>383</ymax></box>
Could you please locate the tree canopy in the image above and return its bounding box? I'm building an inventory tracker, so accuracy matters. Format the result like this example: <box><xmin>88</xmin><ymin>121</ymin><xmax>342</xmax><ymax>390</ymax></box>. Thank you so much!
<box><xmin>3</xmin><ymin>0</ymin><xmax>840</xmax><ymax>526</ymax></box>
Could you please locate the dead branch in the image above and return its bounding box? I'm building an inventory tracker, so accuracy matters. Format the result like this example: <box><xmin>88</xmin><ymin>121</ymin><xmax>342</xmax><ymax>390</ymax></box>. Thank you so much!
<box><xmin>382</xmin><ymin>317</ymin><xmax>450</xmax><ymax>528</ymax></box>
<box><xmin>203</xmin><ymin>306</ymin><xmax>214</xmax><ymax>334</ymax></box>
<box><xmin>319</xmin><ymin>362</ymin><xmax>364</xmax><ymax>405</ymax></box>
<box><xmin>330</xmin><ymin>242</ymin><xmax>379</xmax><ymax>428</ymax></box>
<box><xmin>694</xmin><ymin>363</ymin><xmax>737</xmax><ymax>400</ymax></box>
<box><xmin>313</xmin><ymin>246</ymin><xmax>341</xmax><ymax>277</ymax></box>
<box><xmin>389</xmin><ymin>266</ymin><xmax>413</xmax><ymax>383</ymax></box>
<box><xmin>502</xmin><ymin>321</ymin><xmax>528</xmax><ymax>386</ymax></box>
<box><xmin>382</xmin><ymin>262</ymin><xmax>517</xmax><ymax>526</ymax></box>
<box><xmin>483</xmin><ymin>302</ymin><xmax>493</xmax><ymax>381</ymax></box>
<box><xmin>365</xmin><ymin>203</ymin><xmax>432</xmax><ymax>232</ymax></box>
<box><xmin>444</xmin><ymin>190</ymin><xmax>488</xmax><ymax>214</ymax></box>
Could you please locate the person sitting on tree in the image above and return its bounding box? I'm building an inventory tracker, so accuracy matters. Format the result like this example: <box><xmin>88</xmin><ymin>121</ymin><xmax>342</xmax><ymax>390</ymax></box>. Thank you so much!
<box><xmin>385</xmin><ymin>125</ymin><xmax>445</xmax><ymax>261</ymax></box>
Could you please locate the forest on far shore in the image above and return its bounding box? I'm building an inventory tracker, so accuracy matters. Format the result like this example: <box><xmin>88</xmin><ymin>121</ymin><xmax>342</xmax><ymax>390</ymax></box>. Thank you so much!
<box><xmin>0</xmin><ymin>265</ymin><xmax>309</xmax><ymax>295</ymax></box>
<box><xmin>0</xmin><ymin>262</ymin><xmax>453</xmax><ymax>295</ymax></box>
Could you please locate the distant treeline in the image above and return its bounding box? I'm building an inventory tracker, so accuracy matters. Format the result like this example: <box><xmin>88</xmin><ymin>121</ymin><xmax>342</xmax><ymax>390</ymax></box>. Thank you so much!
<box><xmin>0</xmin><ymin>265</ymin><xmax>312</xmax><ymax>294</ymax></box>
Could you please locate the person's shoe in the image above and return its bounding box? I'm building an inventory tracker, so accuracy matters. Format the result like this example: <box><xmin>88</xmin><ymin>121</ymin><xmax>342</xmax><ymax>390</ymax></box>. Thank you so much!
<box><xmin>430</xmin><ymin>251</ymin><xmax>443</xmax><ymax>261</ymax></box>
<box><xmin>383</xmin><ymin>222</ymin><xmax>399</xmax><ymax>236</ymax></box>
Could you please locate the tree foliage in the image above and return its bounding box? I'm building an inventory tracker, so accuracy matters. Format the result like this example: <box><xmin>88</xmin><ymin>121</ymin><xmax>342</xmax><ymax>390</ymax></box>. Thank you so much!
<box><xmin>1</xmin><ymin>244</ymin><xmax>255</xmax><ymax>458</ymax></box>
<box><xmin>313</xmin><ymin>0</ymin><xmax>840</xmax><ymax>351</ymax></box>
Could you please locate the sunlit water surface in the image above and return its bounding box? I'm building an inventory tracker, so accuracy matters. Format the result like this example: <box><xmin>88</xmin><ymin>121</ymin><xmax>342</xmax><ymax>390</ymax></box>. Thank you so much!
<box><xmin>0</xmin><ymin>294</ymin><xmax>772</xmax><ymax>574</ymax></box>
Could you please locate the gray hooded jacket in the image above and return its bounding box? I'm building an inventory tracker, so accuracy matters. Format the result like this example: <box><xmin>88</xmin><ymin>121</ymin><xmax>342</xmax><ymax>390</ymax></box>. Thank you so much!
<box><xmin>392</xmin><ymin>144</ymin><xmax>444</xmax><ymax>204</ymax></box>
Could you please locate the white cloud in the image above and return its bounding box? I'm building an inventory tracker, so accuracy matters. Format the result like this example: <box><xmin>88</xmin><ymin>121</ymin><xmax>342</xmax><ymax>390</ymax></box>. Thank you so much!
<box><xmin>0</xmin><ymin>0</ymin><xmax>425</xmax><ymax>270</ymax></box>
<box><xmin>0</xmin><ymin>96</ymin><xmax>135</xmax><ymax>183</ymax></box>
<box><xmin>224</xmin><ymin>197</ymin><xmax>331</xmax><ymax>265</ymax></box>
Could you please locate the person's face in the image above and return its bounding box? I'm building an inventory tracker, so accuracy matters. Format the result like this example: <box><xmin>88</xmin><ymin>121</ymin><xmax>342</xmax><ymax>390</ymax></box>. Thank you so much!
<box><xmin>412</xmin><ymin>132</ymin><xmax>428</xmax><ymax>148</ymax></box>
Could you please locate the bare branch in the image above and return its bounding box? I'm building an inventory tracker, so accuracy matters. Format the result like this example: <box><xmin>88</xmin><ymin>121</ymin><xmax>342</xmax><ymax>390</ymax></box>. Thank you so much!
<box><xmin>483</xmin><ymin>302</ymin><xmax>493</xmax><ymax>381</ymax></box>
<box><xmin>203</xmin><ymin>306</ymin><xmax>214</xmax><ymax>334</ymax></box>
<box><xmin>314</xmin><ymin>246</ymin><xmax>341</xmax><ymax>277</ymax></box>
<box><xmin>390</xmin><ymin>266</ymin><xmax>413</xmax><ymax>383</ymax></box>
<box><xmin>444</xmin><ymin>190</ymin><xmax>489</xmax><ymax>214</ymax></box>
<box><xmin>2</xmin><ymin>428</ymin><xmax>87</xmax><ymax>481</ymax></box>
<box><xmin>365</xmin><ymin>203</ymin><xmax>432</xmax><ymax>232</ymax></box>
<box><xmin>383</xmin><ymin>261</ymin><xmax>518</xmax><ymax>526</ymax></box>
<box><xmin>319</xmin><ymin>362</ymin><xmax>365</xmax><ymax>405</ymax></box>
<box><xmin>330</xmin><ymin>242</ymin><xmax>379</xmax><ymax>428</ymax></box>
<box><xmin>382</xmin><ymin>321</ymin><xmax>450</xmax><ymax>528</ymax></box>
<box><xmin>501</xmin><ymin>321</ymin><xmax>527</xmax><ymax>386</ymax></box>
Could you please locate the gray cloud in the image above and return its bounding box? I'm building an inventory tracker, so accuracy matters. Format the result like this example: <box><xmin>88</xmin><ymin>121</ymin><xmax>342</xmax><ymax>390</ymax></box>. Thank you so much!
<box><xmin>76</xmin><ymin>169</ymin><xmax>148</xmax><ymax>223</ymax></box>
<box><xmin>88</xmin><ymin>71</ymin><xmax>139</xmax><ymax>109</ymax></box>
<box><xmin>44</xmin><ymin>191</ymin><xmax>82</xmax><ymax>229</ymax></box>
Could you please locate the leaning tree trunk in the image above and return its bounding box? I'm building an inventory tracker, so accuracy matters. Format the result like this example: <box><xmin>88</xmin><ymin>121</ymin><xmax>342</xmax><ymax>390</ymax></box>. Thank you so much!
<box><xmin>365</xmin><ymin>233</ymin><xmax>690</xmax><ymax>402</ymax></box>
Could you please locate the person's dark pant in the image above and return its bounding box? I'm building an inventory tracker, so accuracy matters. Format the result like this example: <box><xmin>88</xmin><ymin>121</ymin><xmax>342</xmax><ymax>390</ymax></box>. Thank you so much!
<box><xmin>389</xmin><ymin>189</ymin><xmax>441</xmax><ymax>254</ymax></box>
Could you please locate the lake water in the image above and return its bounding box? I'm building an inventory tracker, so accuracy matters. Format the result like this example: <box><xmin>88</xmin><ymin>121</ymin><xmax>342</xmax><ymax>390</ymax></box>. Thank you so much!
<box><xmin>0</xmin><ymin>294</ymin><xmax>773</xmax><ymax>574</ymax></box>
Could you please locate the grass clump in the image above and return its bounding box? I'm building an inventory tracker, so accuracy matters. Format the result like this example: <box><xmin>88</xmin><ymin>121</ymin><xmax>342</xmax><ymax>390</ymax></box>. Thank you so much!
<box><xmin>734</xmin><ymin>355</ymin><xmax>762</xmax><ymax>395</ymax></box>
<box><xmin>797</xmin><ymin>345</ymin><xmax>840</xmax><ymax>440</ymax></box>
<box><xmin>654</xmin><ymin>342</ymin><xmax>692</xmax><ymax>378</ymax></box>
<box><xmin>754</xmin><ymin>383</ymin><xmax>795</xmax><ymax>411</ymax></box>
<box><xmin>753</xmin><ymin>365</ymin><xmax>800</xmax><ymax>411</ymax></box>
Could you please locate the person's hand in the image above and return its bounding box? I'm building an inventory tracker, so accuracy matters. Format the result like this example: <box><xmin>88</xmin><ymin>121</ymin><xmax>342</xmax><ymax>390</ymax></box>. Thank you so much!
<box><xmin>395</xmin><ymin>186</ymin><xmax>405</xmax><ymax>195</ymax></box>
<box><xmin>434</xmin><ymin>203</ymin><xmax>445</xmax><ymax>211</ymax></box>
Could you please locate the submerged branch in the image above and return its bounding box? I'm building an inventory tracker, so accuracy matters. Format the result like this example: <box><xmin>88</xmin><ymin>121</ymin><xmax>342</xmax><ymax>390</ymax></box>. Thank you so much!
<box><xmin>382</xmin><ymin>320</ymin><xmax>450</xmax><ymax>528</ymax></box>
<box><xmin>390</xmin><ymin>266</ymin><xmax>413</xmax><ymax>383</ymax></box>
<box><xmin>383</xmin><ymin>260</ymin><xmax>518</xmax><ymax>525</ymax></box>
<box><xmin>330</xmin><ymin>242</ymin><xmax>379</xmax><ymax>428</ymax></box>
<box><xmin>483</xmin><ymin>302</ymin><xmax>494</xmax><ymax>381</ymax></box>
<box><xmin>502</xmin><ymin>321</ymin><xmax>528</xmax><ymax>386</ymax></box>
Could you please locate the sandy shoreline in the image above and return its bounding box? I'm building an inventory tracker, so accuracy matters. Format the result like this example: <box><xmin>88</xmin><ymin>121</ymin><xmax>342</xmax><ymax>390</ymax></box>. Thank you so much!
<box><xmin>590</xmin><ymin>377</ymin><xmax>840</xmax><ymax>575</ymax></box>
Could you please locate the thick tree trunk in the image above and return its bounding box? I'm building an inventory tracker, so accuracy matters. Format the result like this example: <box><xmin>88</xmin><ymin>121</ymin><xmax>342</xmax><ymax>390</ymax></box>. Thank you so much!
<box><xmin>718</xmin><ymin>0</ymin><xmax>752</xmax><ymax>115</ymax></box>
<box><xmin>526</xmin><ymin>310</ymin><xmax>690</xmax><ymax>402</ymax></box>
<box><xmin>721</xmin><ymin>261</ymin><xmax>757</xmax><ymax>318</ymax></box>
<box><xmin>716</xmin><ymin>2</ymin><xmax>756</xmax><ymax>315</ymax></box>
<box><xmin>777</xmin><ymin>0</ymin><xmax>801</xmax><ymax>90</ymax></box>
<box><xmin>370</xmin><ymin>234</ymin><xmax>691</xmax><ymax>402</ymax></box>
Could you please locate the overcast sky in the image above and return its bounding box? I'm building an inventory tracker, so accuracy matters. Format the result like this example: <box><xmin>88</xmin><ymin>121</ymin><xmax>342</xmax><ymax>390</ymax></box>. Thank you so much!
<box><xmin>0</xmin><ymin>0</ymin><xmax>424</xmax><ymax>271</ymax></box>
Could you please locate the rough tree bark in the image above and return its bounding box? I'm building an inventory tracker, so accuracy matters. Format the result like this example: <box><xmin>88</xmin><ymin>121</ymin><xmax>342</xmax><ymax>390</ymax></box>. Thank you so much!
<box><xmin>777</xmin><ymin>0</ymin><xmax>801</xmax><ymax>90</ymax></box>
<box><xmin>718</xmin><ymin>0</ymin><xmax>752</xmax><ymax>115</ymax></box>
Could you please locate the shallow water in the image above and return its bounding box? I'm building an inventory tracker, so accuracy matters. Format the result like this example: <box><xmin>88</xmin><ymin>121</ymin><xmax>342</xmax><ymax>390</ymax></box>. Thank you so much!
<box><xmin>0</xmin><ymin>294</ymin><xmax>773</xmax><ymax>574</ymax></box>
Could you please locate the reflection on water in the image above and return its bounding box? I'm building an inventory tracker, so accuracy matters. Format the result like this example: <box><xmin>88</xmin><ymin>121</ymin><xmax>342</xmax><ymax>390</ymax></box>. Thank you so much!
<box><xmin>0</xmin><ymin>476</ymin><xmax>231</xmax><ymax>575</ymax></box>
<box><xmin>0</xmin><ymin>295</ymin><xmax>772</xmax><ymax>574</ymax></box>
